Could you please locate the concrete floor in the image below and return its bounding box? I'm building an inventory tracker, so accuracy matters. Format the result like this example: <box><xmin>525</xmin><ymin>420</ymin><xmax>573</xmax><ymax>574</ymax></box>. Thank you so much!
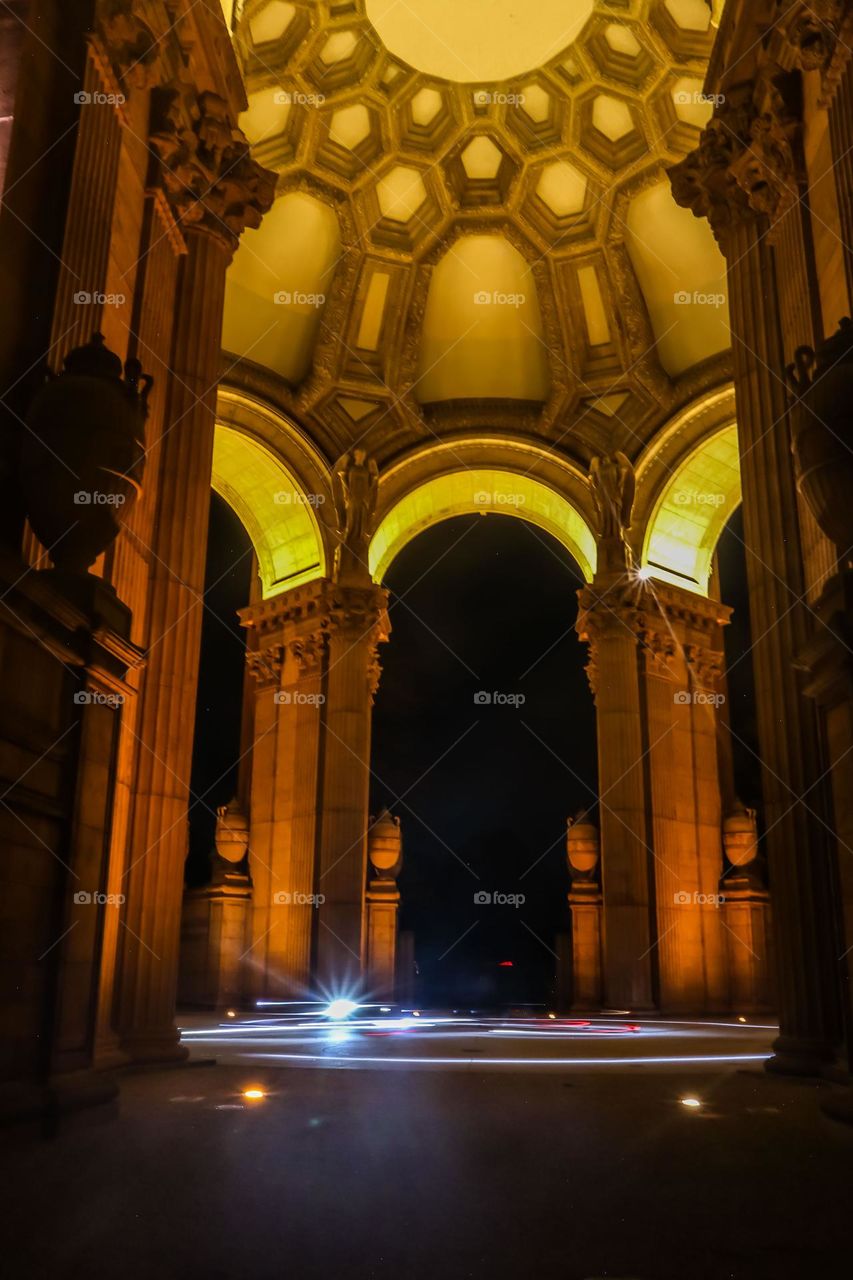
<box><xmin>4</xmin><ymin>1015</ymin><xmax>852</xmax><ymax>1280</ymax></box>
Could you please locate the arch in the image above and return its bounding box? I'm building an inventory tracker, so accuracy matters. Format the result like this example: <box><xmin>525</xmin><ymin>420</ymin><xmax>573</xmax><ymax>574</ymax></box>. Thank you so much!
<box><xmin>369</xmin><ymin>467</ymin><xmax>597</xmax><ymax>583</ymax></box>
<box><xmin>211</xmin><ymin>425</ymin><xmax>327</xmax><ymax>598</ymax></box>
<box><xmin>641</xmin><ymin>422</ymin><xmax>741</xmax><ymax>595</ymax></box>
<box><xmin>415</xmin><ymin>235</ymin><xmax>551</xmax><ymax>403</ymax></box>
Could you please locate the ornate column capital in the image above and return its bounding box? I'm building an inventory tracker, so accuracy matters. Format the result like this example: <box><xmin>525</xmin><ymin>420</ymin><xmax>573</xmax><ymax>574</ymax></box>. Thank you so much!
<box><xmin>670</xmin><ymin>94</ymin><xmax>761</xmax><ymax>249</ymax></box>
<box><xmin>776</xmin><ymin>0</ymin><xmax>853</xmax><ymax>104</ymax></box>
<box><xmin>95</xmin><ymin>0</ymin><xmax>162</xmax><ymax>94</ymax></box>
<box><xmin>148</xmin><ymin>86</ymin><xmax>276</xmax><ymax>256</ymax></box>
<box><xmin>246</xmin><ymin>644</ymin><xmax>284</xmax><ymax>687</ymax></box>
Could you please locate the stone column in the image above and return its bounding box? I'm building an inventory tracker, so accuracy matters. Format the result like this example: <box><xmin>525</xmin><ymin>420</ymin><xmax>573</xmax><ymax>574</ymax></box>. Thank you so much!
<box><xmin>116</xmin><ymin>95</ymin><xmax>275</xmax><ymax>1060</ymax></box>
<box><xmin>672</xmin><ymin>90</ymin><xmax>842</xmax><ymax>1071</ymax></box>
<box><xmin>316</xmin><ymin>584</ymin><xmax>389</xmax><ymax>990</ymax></box>
<box><xmin>576</xmin><ymin>583</ymin><xmax>654</xmax><ymax>1009</ymax></box>
<box><xmin>240</xmin><ymin>583</ymin><xmax>328</xmax><ymax>999</ymax></box>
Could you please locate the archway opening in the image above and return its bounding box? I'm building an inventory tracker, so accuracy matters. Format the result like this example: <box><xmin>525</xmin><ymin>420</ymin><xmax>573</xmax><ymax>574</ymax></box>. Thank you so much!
<box><xmin>370</xmin><ymin>511</ymin><xmax>596</xmax><ymax>1008</ymax></box>
<box><xmin>186</xmin><ymin>492</ymin><xmax>255</xmax><ymax>887</ymax></box>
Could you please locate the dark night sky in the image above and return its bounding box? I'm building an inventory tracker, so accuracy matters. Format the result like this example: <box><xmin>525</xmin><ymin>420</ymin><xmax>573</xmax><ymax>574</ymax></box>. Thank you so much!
<box><xmin>189</xmin><ymin>492</ymin><xmax>759</xmax><ymax>1005</ymax></box>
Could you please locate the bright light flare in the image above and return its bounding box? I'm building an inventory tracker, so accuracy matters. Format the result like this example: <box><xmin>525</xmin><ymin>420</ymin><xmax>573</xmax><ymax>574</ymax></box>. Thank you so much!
<box><xmin>680</xmin><ymin>1096</ymin><xmax>702</xmax><ymax>1109</ymax></box>
<box><xmin>243</xmin><ymin>1087</ymin><xmax>265</xmax><ymax>1101</ymax></box>
<box><xmin>325</xmin><ymin>998</ymin><xmax>359</xmax><ymax>1020</ymax></box>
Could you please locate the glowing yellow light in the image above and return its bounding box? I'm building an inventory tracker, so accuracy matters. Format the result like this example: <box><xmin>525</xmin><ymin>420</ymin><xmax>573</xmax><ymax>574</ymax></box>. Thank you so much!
<box><xmin>227</xmin><ymin>1009</ymin><xmax>237</xmax><ymax>1018</ymax></box>
<box><xmin>680</xmin><ymin>1097</ymin><xmax>702</xmax><ymax>1108</ymax></box>
<box><xmin>738</xmin><ymin>1016</ymin><xmax>747</xmax><ymax>1023</ymax></box>
<box><xmin>370</xmin><ymin>469</ymin><xmax>597</xmax><ymax>584</ymax></box>
<box><xmin>212</xmin><ymin>426</ymin><xmax>326</xmax><ymax>598</ymax></box>
<box><xmin>243</xmin><ymin>1088</ymin><xmax>265</xmax><ymax>1101</ymax></box>
<box><xmin>640</xmin><ymin>421</ymin><xmax>741</xmax><ymax>596</ymax></box>
<box><xmin>548</xmin><ymin>1012</ymin><xmax>557</xmax><ymax>1020</ymax></box>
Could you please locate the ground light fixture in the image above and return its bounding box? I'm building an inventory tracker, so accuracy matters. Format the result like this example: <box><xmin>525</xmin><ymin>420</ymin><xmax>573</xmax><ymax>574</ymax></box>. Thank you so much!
<box><xmin>242</xmin><ymin>1088</ymin><xmax>265</xmax><ymax>1101</ymax></box>
<box><xmin>680</xmin><ymin>1097</ymin><xmax>702</xmax><ymax>1109</ymax></box>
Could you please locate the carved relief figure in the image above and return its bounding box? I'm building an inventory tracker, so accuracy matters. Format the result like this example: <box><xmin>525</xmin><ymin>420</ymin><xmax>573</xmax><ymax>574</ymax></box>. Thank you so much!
<box><xmin>589</xmin><ymin>450</ymin><xmax>636</xmax><ymax>574</ymax></box>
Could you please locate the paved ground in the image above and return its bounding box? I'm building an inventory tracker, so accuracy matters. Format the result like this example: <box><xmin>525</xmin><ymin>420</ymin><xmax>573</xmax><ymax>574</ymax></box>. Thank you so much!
<box><xmin>4</xmin><ymin>1012</ymin><xmax>852</xmax><ymax>1279</ymax></box>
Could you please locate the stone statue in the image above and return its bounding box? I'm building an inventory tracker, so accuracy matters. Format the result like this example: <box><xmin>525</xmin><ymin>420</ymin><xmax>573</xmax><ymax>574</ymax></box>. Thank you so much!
<box><xmin>333</xmin><ymin>449</ymin><xmax>379</xmax><ymax>584</ymax></box>
<box><xmin>589</xmin><ymin>450</ymin><xmax>635</xmax><ymax>575</ymax></box>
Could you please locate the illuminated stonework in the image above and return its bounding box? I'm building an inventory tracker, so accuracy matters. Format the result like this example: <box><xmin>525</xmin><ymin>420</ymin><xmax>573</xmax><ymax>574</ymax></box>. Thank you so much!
<box><xmin>227</xmin><ymin>0</ymin><xmax>725</xmax><ymax>443</ymax></box>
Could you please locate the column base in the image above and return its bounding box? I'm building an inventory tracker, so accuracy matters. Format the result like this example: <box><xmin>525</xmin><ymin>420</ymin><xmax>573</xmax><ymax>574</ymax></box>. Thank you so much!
<box><xmin>765</xmin><ymin>1034</ymin><xmax>836</xmax><ymax>1077</ymax></box>
<box><xmin>121</xmin><ymin>1027</ymin><xmax>189</xmax><ymax>1066</ymax></box>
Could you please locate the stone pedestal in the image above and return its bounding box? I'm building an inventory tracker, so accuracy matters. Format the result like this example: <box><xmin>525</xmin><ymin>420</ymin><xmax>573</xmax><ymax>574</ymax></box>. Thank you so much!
<box><xmin>365</xmin><ymin>881</ymin><xmax>401</xmax><ymax>1001</ymax></box>
<box><xmin>179</xmin><ymin>872</ymin><xmax>252</xmax><ymax>1010</ymax></box>
<box><xmin>568</xmin><ymin>886</ymin><xmax>603</xmax><ymax>1010</ymax></box>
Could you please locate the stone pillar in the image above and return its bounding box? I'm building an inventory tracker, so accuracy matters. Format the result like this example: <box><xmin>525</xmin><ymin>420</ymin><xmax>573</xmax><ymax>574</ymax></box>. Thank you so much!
<box><xmin>317</xmin><ymin>584</ymin><xmax>389</xmax><ymax>990</ymax></box>
<box><xmin>576</xmin><ymin>583</ymin><xmax>654</xmax><ymax>1009</ymax></box>
<box><xmin>566</xmin><ymin>813</ymin><xmax>603</xmax><ymax>1010</ymax></box>
<box><xmin>672</xmin><ymin>89</ymin><xmax>842</xmax><ymax>1071</ymax></box>
<box><xmin>639</xmin><ymin>589</ymin><xmax>731</xmax><ymax>1012</ymax></box>
<box><xmin>116</xmin><ymin>99</ymin><xmax>275</xmax><ymax>1059</ymax></box>
<box><xmin>239</xmin><ymin>579</ymin><xmax>389</xmax><ymax>999</ymax></box>
<box><xmin>241</xmin><ymin>584</ymin><xmax>328</xmax><ymax>999</ymax></box>
<box><xmin>365</xmin><ymin>810</ymin><xmax>403</xmax><ymax>1000</ymax></box>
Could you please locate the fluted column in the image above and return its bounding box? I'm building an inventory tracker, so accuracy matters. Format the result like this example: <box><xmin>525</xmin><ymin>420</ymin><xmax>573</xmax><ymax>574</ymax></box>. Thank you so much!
<box><xmin>240</xmin><ymin>585</ymin><xmax>328</xmax><ymax>998</ymax></box>
<box><xmin>316</xmin><ymin>584</ymin><xmax>389</xmax><ymax>990</ymax></box>
<box><xmin>577</xmin><ymin>583</ymin><xmax>654</xmax><ymax>1009</ymax></box>
<box><xmin>672</xmin><ymin>91</ymin><xmax>842</xmax><ymax>1070</ymax></box>
<box><xmin>117</xmin><ymin>225</ymin><xmax>230</xmax><ymax>1060</ymax></box>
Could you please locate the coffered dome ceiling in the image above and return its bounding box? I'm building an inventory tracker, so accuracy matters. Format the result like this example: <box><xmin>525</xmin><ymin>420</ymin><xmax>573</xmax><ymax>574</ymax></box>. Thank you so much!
<box><xmin>222</xmin><ymin>0</ymin><xmax>730</xmax><ymax>465</ymax></box>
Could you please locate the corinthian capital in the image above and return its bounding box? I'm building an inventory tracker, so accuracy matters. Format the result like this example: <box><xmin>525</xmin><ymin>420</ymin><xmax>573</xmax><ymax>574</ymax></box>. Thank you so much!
<box><xmin>670</xmin><ymin>99</ymin><xmax>756</xmax><ymax>246</ymax></box>
<box><xmin>776</xmin><ymin>0</ymin><xmax>853</xmax><ymax>104</ymax></box>
<box><xmin>149</xmin><ymin>87</ymin><xmax>276</xmax><ymax>253</ymax></box>
<box><xmin>97</xmin><ymin>0</ymin><xmax>161</xmax><ymax>90</ymax></box>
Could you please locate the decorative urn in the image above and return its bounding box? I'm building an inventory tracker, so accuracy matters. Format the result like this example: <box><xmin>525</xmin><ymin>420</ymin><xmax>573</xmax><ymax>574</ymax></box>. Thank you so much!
<box><xmin>787</xmin><ymin>318</ymin><xmax>853</xmax><ymax>561</ymax></box>
<box><xmin>722</xmin><ymin>801</ymin><xmax>759</xmax><ymax>869</ymax></box>
<box><xmin>368</xmin><ymin>808</ymin><xmax>402</xmax><ymax>880</ymax></box>
<box><xmin>567</xmin><ymin>811</ymin><xmax>600</xmax><ymax>883</ymax></box>
<box><xmin>215</xmin><ymin>799</ymin><xmax>250</xmax><ymax>866</ymax></box>
<box><xmin>22</xmin><ymin>332</ymin><xmax>150</xmax><ymax>574</ymax></box>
